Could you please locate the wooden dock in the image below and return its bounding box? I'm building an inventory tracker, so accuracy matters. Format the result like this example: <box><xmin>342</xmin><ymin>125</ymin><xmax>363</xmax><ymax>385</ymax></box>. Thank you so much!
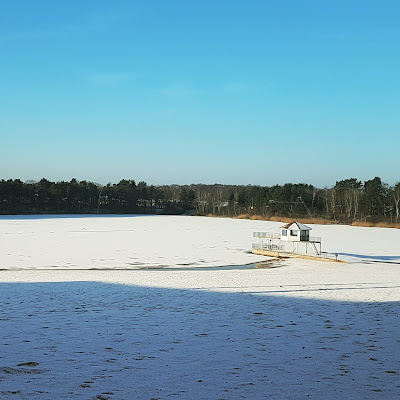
<box><xmin>252</xmin><ymin>248</ymin><xmax>346</xmax><ymax>263</ymax></box>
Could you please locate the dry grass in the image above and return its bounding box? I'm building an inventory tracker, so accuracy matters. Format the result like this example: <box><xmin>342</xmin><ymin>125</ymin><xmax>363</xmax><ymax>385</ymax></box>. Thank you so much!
<box><xmin>213</xmin><ymin>213</ymin><xmax>400</xmax><ymax>229</ymax></box>
<box><xmin>275</xmin><ymin>217</ymin><xmax>335</xmax><ymax>225</ymax></box>
<box><xmin>352</xmin><ymin>221</ymin><xmax>400</xmax><ymax>229</ymax></box>
<box><xmin>271</xmin><ymin>216</ymin><xmax>338</xmax><ymax>225</ymax></box>
<box><xmin>235</xmin><ymin>214</ymin><xmax>336</xmax><ymax>225</ymax></box>
<box><xmin>235</xmin><ymin>214</ymin><xmax>271</xmax><ymax>221</ymax></box>
<box><xmin>249</xmin><ymin>215</ymin><xmax>265</xmax><ymax>220</ymax></box>
<box><xmin>235</xmin><ymin>214</ymin><xmax>252</xmax><ymax>219</ymax></box>
<box><xmin>351</xmin><ymin>221</ymin><xmax>374</xmax><ymax>227</ymax></box>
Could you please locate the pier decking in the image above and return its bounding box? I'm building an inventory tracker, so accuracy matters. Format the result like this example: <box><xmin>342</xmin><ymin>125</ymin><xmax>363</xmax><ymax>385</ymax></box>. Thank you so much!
<box><xmin>252</xmin><ymin>247</ymin><xmax>345</xmax><ymax>262</ymax></box>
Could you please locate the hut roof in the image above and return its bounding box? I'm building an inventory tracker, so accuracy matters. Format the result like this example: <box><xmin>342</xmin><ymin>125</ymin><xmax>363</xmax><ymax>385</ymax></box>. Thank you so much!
<box><xmin>281</xmin><ymin>221</ymin><xmax>312</xmax><ymax>231</ymax></box>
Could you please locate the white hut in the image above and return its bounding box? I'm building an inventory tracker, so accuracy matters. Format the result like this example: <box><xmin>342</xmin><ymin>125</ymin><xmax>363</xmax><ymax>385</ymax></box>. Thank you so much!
<box><xmin>280</xmin><ymin>221</ymin><xmax>311</xmax><ymax>242</ymax></box>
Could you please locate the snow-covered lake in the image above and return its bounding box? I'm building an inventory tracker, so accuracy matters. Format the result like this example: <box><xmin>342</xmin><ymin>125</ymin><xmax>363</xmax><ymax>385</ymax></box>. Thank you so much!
<box><xmin>2</xmin><ymin>214</ymin><xmax>400</xmax><ymax>269</ymax></box>
<box><xmin>1</xmin><ymin>215</ymin><xmax>399</xmax><ymax>399</ymax></box>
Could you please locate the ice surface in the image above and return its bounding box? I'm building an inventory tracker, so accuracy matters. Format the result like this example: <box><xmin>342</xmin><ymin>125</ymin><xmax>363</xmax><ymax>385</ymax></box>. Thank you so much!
<box><xmin>1</xmin><ymin>214</ymin><xmax>399</xmax><ymax>270</ymax></box>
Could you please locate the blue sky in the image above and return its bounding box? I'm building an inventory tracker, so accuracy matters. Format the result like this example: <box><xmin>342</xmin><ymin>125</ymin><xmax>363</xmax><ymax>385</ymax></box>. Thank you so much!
<box><xmin>1</xmin><ymin>0</ymin><xmax>399</xmax><ymax>187</ymax></box>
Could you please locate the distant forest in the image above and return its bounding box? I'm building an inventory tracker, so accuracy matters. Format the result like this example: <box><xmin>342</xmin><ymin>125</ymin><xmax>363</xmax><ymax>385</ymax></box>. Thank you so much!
<box><xmin>1</xmin><ymin>177</ymin><xmax>399</xmax><ymax>224</ymax></box>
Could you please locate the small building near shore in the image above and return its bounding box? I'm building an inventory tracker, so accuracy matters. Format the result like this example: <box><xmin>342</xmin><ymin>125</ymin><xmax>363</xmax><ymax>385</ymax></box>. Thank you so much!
<box><xmin>253</xmin><ymin>220</ymin><xmax>324</xmax><ymax>258</ymax></box>
<box><xmin>280</xmin><ymin>221</ymin><xmax>311</xmax><ymax>242</ymax></box>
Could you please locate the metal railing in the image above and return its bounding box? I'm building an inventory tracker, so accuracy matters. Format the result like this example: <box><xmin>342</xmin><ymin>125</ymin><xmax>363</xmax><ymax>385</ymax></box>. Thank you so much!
<box><xmin>252</xmin><ymin>243</ymin><xmax>284</xmax><ymax>251</ymax></box>
<box><xmin>309</xmin><ymin>236</ymin><xmax>321</xmax><ymax>243</ymax></box>
<box><xmin>253</xmin><ymin>232</ymin><xmax>281</xmax><ymax>239</ymax></box>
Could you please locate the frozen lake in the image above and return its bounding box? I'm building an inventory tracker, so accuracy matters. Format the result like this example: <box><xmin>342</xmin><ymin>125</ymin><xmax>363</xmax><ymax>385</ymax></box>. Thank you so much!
<box><xmin>1</xmin><ymin>215</ymin><xmax>399</xmax><ymax>399</ymax></box>
<box><xmin>1</xmin><ymin>214</ymin><xmax>400</xmax><ymax>270</ymax></box>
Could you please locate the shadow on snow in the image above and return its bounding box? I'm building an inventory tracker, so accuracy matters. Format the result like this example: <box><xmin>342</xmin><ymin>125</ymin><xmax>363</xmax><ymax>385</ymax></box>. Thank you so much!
<box><xmin>337</xmin><ymin>253</ymin><xmax>400</xmax><ymax>262</ymax></box>
<box><xmin>0</xmin><ymin>281</ymin><xmax>399</xmax><ymax>400</ymax></box>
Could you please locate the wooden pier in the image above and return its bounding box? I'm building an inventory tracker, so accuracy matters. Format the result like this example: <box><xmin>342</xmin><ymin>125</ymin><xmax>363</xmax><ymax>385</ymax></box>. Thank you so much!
<box><xmin>252</xmin><ymin>248</ymin><xmax>346</xmax><ymax>263</ymax></box>
<box><xmin>252</xmin><ymin>221</ymin><xmax>346</xmax><ymax>263</ymax></box>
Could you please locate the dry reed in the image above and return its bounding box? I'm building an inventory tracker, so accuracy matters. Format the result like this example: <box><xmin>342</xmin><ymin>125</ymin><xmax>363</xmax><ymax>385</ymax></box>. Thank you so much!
<box><xmin>352</xmin><ymin>221</ymin><xmax>400</xmax><ymax>229</ymax></box>
<box><xmin>213</xmin><ymin>213</ymin><xmax>400</xmax><ymax>229</ymax></box>
<box><xmin>235</xmin><ymin>214</ymin><xmax>251</xmax><ymax>219</ymax></box>
<box><xmin>267</xmin><ymin>216</ymin><xmax>335</xmax><ymax>225</ymax></box>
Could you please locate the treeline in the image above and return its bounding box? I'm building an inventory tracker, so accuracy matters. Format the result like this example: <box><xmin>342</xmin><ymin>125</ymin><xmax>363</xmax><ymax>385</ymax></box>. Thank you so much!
<box><xmin>0</xmin><ymin>178</ymin><xmax>174</xmax><ymax>215</ymax></box>
<box><xmin>0</xmin><ymin>177</ymin><xmax>399</xmax><ymax>223</ymax></box>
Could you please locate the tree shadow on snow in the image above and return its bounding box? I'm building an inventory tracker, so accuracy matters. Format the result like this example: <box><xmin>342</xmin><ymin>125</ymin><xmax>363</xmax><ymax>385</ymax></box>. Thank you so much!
<box><xmin>337</xmin><ymin>253</ymin><xmax>400</xmax><ymax>262</ymax></box>
<box><xmin>0</xmin><ymin>281</ymin><xmax>399</xmax><ymax>400</ymax></box>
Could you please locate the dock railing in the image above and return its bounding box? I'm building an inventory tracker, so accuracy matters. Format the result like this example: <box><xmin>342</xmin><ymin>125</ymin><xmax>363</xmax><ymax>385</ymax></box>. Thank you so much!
<box><xmin>253</xmin><ymin>232</ymin><xmax>281</xmax><ymax>239</ymax></box>
<box><xmin>252</xmin><ymin>242</ymin><xmax>284</xmax><ymax>251</ymax></box>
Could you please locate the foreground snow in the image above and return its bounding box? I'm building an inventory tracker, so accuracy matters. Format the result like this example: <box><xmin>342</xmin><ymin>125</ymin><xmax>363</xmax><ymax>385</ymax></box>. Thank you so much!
<box><xmin>0</xmin><ymin>215</ymin><xmax>399</xmax><ymax>399</ymax></box>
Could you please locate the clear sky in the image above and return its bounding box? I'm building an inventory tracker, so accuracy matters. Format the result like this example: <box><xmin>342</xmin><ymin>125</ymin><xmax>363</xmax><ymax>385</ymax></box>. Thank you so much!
<box><xmin>1</xmin><ymin>0</ymin><xmax>399</xmax><ymax>187</ymax></box>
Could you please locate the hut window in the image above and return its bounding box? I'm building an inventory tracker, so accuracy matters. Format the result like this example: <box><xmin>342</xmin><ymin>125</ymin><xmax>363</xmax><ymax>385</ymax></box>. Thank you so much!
<box><xmin>290</xmin><ymin>230</ymin><xmax>298</xmax><ymax>236</ymax></box>
<box><xmin>282</xmin><ymin>229</ymin><xmax>287</xmax><ymax>236</ymax></box>
<box><xmin>301</xmin><ymin>231</ymin><xmax>309</xmax><ymax>239</ymax></box>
